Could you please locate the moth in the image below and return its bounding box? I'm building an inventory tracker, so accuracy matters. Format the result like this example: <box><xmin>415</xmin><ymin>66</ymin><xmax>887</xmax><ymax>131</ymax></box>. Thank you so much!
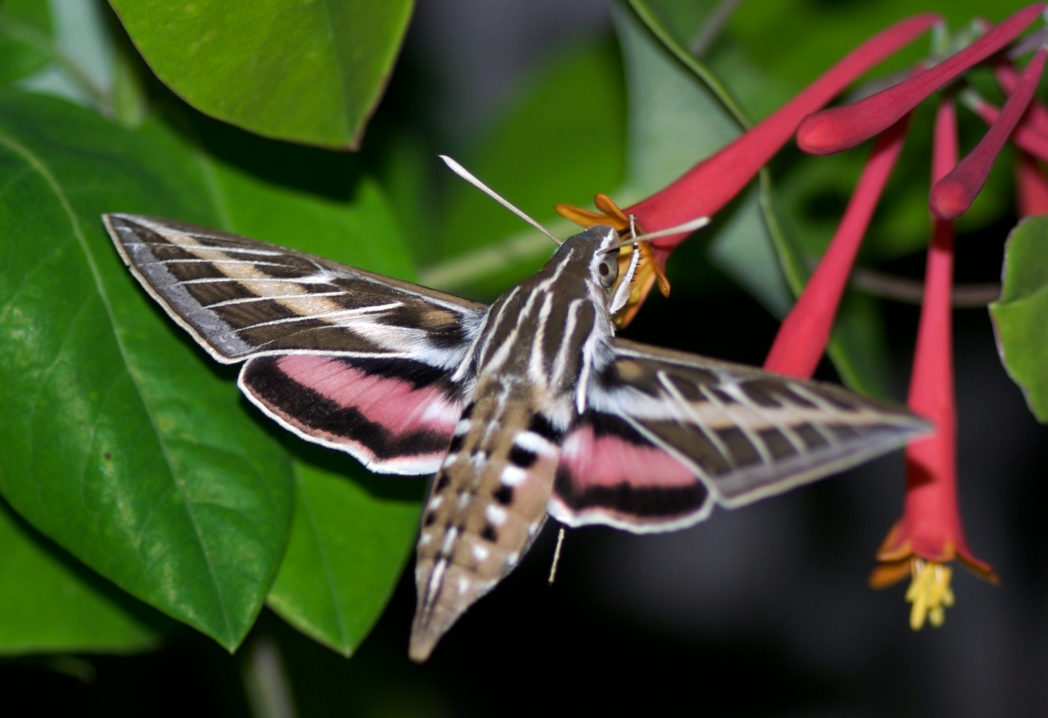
<box><xmin>104</xmin><ymin>208</ymin><xmax>926</xmax><ymax>661</ymax></box>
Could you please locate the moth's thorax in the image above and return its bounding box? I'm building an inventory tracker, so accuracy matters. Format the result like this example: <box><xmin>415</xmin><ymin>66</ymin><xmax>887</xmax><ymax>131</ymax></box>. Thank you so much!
<box><xmin>469</xmin><ymin>226</ymin><xmax>619</xmax><ymax>395</ymax></box>
<box><xmin>410</xmin><ymin>377</ymin><xmax>561</xmax><ymax>661</ymax></box>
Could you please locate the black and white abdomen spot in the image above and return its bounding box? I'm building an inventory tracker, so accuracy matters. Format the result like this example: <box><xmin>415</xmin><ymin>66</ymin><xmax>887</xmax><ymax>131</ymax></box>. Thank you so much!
<box><xmin>484</xmin><ymin>503</ymin><xmax>508</xmax><ymax>528</ymax></box>
<box><xmin>492</xmin><ymin>481</ymin><xmax>514</xmax><ymax>505</ymax></box>
<box><xmin>499</xmin><ymin>465</ymin><xmax>527</xmax><ymax>487</ymax></box>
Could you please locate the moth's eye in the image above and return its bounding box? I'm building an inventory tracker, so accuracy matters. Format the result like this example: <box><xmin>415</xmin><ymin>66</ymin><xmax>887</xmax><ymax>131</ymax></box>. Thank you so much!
<box><xmin>597</xmin><ymin>253</ymin><xmax>619</xmax><ymax>288</ymax></box>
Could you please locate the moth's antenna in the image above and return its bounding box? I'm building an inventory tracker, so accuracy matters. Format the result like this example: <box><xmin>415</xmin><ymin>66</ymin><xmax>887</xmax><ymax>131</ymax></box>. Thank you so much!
<box><xmin>439</xmin><ymin>154</ymin><xmax>562</xmax><ymax>245</ymax></box>
<box><xmin>601</xmin><ymin>216</ymin><xmax>711</xmax><ymax>253</ymax></box>
<box><xmin>548</xmin><ymin>527</ymin><xmax>566</xmax><ymax>585</ymax></box>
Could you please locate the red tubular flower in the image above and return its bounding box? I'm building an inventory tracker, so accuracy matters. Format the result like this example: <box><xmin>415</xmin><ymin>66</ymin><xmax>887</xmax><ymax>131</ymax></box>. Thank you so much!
<box><xmin>763</xmin><ymin>116</ymin><xmax>910</xmax><ymax>378</ymax></box>
<box><xmin>931</xmin><ymin>45</ymin><xmax>1048</xmax><ymax>219</ymax></box>
<box><xmin>987</xmin><ymin>70</ymin><xmax>1048</xmax><ymax>210</ymax></box>
<box><xmin>621</xmin><ymin>13</ymin><xmax>940</xmax><ymax>252</ymax></box>
<box><xmin>558</xmin><ymin>14</ymin><xmax>941</xmax><ymax>323</ymax></box>
<box><xmin>797</xmin><ymin>4</ymin><xmax>1046</xmax><ymax>156</ymax></box>
<box><xmin>869</xmin><ymin>99</ymin><xmax>997</xmax><ymax>630</ymax></box>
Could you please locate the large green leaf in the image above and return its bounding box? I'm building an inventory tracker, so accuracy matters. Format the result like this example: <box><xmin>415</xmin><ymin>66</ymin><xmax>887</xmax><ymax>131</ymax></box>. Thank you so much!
<box><xmin>990</xmin><ymin>216</ymin><xmax>1048</xmax><ymax>423</ymax></box>
<box><xmin>0</xmin><ymin>91</ymin><xmax>293</xmax><ymax>649</ymax></box>
<box><xmin>108</xmin><ymin>0</ymin><xmax>414</xmax><ymax>149</ymax></box>
<box><xmin>268</xmin><ymin>450</ymin><xmax>420</xmax><ymax>656</ymax></box>
<box><xmin>0</xmin><ymin>90</ymin><xmax>417</xmax><ymax>653</ymax></box>
<box><xmin>0</xmin><ymin>498</ymin><xmax>163</xmax><ymax>654</ymax></box>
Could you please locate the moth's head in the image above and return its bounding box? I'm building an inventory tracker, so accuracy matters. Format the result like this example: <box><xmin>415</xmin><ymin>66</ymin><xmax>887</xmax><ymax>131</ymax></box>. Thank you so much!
<box><xmin>560</xmin><ymin>224</ymin><xmax>640</xmax><ymax>316</ymax></box>
<box><xmin>575</xmin><ymin>225</ymin><xmax>623</xmax><ymax>288</ymax></box>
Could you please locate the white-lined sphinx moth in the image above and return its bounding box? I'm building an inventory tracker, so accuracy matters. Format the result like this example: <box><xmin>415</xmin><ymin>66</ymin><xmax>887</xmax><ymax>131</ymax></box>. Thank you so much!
<box><xmin>104</xmin><ymin>213</ymin><xmax>927</xmax><ymax>661</ymax></box>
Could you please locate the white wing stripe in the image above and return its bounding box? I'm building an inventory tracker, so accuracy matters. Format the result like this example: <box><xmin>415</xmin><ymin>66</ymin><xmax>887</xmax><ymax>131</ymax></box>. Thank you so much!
<box><xmin>697</xmin><ymin>383</ymin><xmax>774</xmax><ymax>467</ymax></box>
<box><xmin>656</xmin><ymin>371</ymin><xmax>737</xmax><ymax>469</ymax></box>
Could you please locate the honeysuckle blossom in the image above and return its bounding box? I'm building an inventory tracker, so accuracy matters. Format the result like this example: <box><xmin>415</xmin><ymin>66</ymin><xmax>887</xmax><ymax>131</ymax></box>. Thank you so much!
<box><xmin>560</xmin><ymin>5</ymin><xmax>1047</xmax><ymax>627</ymax></box>
<box><xmin>866</xmin><ymin>99</ymin><xmax>998</xmax><ymax>631</ymax></box>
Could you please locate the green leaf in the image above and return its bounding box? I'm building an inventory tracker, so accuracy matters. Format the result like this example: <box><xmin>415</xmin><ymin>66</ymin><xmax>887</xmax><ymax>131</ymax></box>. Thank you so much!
<box><xmin>181</xmin><ymin>116</ymin><xmax>415</xmax><ymax>278</ymax></box>
<box><xmin>620</xmin><ymin>0</ymin><xmax>750</xmax><ymax>190</ymax></box>
<box><xmin>108</xmin><ymin>0</ymin><xmax>414</xmax><ymax>149</ymax></box>
<box><xmin>0</xmin><ymin>91</ymin><xmax>294</xmax><ymax>649</ymax></box>
<box><xmin>268</xmin><ymin>449</ymin><xmax>420</xmax><ymax>656</ymax></box>
<box><xmin>990</xmin><ymin>216</ymin><xmax>1048</xmax><ymax>423</ymax></box>
<box><xmin>0</xmin><ymin>0</ymin><xmax>53</xmax><ymax>84</ymax></box>
<box><xmin>0</xmin><ymin>498</ymin><xmax>164</xmax><ymax>654</ymax></box>
<box><xmin>0</xmin><ymin>87</ymin><xmax>421</xmax><ymax>656</ymax></box>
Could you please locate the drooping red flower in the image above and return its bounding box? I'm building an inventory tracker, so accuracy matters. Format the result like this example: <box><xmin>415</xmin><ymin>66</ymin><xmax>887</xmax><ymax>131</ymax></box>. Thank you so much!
<box><xmin>772</xmin><ymin>16</ymin><xmax>1046</xmax><ymax>624</ymax></box>
<box><xmin>869</xmin><ymin>99</ymin><xmax>997</xmax><ymax>629</ymax></box>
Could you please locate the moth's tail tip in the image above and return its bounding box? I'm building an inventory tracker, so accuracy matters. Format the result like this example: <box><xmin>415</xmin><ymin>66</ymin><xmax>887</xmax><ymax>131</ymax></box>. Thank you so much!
<box><xmin>408</xmin><ymin>603</ymin><xmax>464</xmax><ymax>662</ymax></box>
<box><xmin>407</xmin><ymin>628</ymin><xmax>440</xmax><ymax>663</ymax></box>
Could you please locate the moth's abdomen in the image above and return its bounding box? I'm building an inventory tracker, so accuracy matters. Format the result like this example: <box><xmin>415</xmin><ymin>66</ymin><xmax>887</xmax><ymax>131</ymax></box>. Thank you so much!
<box><xmin>409</xmin><ymin>380</ymin><xmax>562</xmax><ymax>661</ymax></box>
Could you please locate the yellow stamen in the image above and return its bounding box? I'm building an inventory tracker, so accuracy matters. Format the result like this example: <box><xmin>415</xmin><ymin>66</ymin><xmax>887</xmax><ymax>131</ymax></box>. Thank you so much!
<box><xmin>905</xmin><ymin>558</ymin><xmax>954</xmax><ymax>630</ymax></box>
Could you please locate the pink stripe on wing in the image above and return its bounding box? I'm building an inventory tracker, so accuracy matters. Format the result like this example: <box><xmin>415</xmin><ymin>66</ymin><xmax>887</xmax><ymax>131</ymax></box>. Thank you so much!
<box><xmin>559</xmin><ymin>425</ymin><xmax>694</xmax><ymax>488</ymax></box>
<box><xmin>277</xmin><ymin>354</ymin><xmax>460</xmax><ymax>438</ymax></box>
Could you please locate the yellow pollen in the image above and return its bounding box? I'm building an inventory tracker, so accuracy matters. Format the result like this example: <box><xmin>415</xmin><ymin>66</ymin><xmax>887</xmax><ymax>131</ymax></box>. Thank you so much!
<box><xmin>905</xmin><ymin>558</ymin><xmax>955</xmax><ymax>630</ymax></box>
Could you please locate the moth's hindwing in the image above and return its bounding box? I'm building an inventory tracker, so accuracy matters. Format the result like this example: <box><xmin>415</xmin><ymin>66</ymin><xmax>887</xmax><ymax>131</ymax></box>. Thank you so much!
<box><xmin>240</xmin><ymin>354</ymin><xmax>464</xmax><ymax>475</ymax></box>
